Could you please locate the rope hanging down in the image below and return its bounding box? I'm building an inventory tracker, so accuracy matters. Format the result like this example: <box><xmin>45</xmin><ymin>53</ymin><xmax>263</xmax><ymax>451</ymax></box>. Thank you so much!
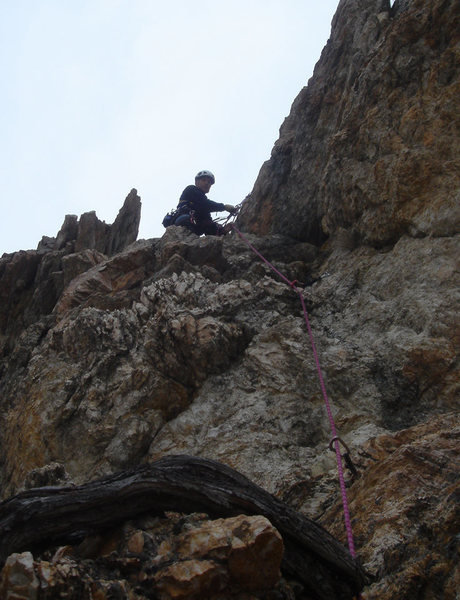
<box><xmin>230</xmin><ymin>223</ymin><xmax>358</xmax><ymax>560</ymax></box>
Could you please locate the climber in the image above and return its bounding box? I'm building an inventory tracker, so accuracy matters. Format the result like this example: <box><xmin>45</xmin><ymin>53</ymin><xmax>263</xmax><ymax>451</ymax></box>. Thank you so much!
<box><xmin>173</xmin><ymin>170</ymin><xmax>236</xmax><ymax>236</ymax></box>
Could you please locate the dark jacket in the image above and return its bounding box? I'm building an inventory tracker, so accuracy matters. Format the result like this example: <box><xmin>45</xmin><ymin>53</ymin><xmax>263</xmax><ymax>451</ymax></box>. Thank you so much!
<box><xmin>178</xmin><ymin>185</ymin><xmax>225</xmax><ymax>222</ymax></box>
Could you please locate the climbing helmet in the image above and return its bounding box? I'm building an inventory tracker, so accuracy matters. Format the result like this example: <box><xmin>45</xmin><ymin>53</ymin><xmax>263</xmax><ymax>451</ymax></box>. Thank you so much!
<box><xmin>195</xmin><ymin>170</ymin><xmax>215</xmax><ymax>184</ymax></box>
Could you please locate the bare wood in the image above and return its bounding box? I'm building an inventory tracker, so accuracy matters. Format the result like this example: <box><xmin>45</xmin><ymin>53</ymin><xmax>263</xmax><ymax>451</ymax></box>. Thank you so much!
<box><xmin>0</xmin><ymin>455</ymin><xmax>367</xmax><ymax>599</ymax></box>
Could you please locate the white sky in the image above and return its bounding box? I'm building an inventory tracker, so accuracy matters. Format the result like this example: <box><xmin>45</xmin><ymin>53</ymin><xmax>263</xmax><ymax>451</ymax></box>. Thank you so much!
<box><xmin>0</xmin><ymin>1</ymin><xmax>339</xmax><ymax>255</ymax></box>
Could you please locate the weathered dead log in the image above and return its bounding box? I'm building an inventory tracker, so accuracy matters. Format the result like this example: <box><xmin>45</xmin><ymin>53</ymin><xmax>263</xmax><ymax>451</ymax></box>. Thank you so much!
<box><xmin>0</xmin><ymin>455</ymin><xmax>367</xmax><ymax>599</ymax></box>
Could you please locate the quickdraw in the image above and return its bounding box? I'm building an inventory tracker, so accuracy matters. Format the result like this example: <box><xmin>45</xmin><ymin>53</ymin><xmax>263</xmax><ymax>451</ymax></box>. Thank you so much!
<box><xmin>329</xmin><ymin>436</ymin><xmax>359</xmax><ymax>480</ymax></box>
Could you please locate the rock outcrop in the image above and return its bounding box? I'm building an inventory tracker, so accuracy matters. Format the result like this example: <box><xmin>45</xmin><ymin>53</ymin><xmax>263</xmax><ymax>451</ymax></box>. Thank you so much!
<box><xmin>0</xmin><ymin>0</ymin><xmax>459</xmax><ymax>598</ymax></box>
<box><xmin>237</xmin><ymin>0</ymin><xmax>460</xmax><ymax>247</ymax></box>
<box><xmin>1</xmin><ymin>514</ymin><xmax>286</xmax><ymax>600</ymax></box>
<box><xmin>39</xmin><ymin>188</ymin><xmax>141</xmax><ymax>256</ymax></box>
<box><xmin>0</xmin><ymin>189</ymin><xmax>142</xmax><ymax>358</ymax></box>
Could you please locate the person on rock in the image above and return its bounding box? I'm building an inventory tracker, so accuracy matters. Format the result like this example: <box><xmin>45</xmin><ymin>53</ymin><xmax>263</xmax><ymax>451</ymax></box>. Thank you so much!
<box><xmin>174</xmin><ymin>170</ymin><xmax>236</xmax><ymax>236</ymax></box>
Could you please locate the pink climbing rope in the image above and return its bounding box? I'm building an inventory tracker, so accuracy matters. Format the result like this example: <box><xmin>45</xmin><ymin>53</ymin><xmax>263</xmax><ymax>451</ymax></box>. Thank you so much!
<box><xmin>231</xmin><ymin>223</ymin><xmax>357</xmax><ymax>559</ymax></box>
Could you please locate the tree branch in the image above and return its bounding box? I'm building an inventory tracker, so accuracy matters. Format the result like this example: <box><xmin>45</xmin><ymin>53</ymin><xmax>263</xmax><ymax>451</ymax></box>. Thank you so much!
<box><xmin>0</xmin><ymin>455</ymin><xmax>367</xmax><ymax>599</ymax></box>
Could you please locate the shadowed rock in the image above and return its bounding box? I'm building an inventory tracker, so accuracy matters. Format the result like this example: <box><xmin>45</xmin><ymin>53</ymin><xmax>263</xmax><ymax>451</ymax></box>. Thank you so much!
<box><xmin>0</xmin><ymin>455</ymin><xmax>367</xmax><ymax>600</ymax></box>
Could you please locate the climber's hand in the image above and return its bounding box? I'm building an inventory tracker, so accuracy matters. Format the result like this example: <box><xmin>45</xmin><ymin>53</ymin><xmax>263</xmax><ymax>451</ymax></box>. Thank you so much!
<box><xmin>224</xmin><ymin>204</ymin><xmax>237</xmax><ymax>214</ymax></box>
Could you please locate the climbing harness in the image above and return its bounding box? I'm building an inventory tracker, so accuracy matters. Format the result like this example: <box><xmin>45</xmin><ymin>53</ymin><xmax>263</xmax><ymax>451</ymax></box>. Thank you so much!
<box><xmin>163</xmin><ymin>203</ymin><xmax>240</xmax><ymax>233</ymax></box>
<box><xmin>229</xmin><ymin>222</ymin><xmax>359</xmax><ymax>562</ymax></box>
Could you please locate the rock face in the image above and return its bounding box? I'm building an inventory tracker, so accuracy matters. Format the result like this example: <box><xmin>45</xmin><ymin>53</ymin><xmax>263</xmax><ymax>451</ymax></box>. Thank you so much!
<box><xmin>0</xmin><ymin>0</ymin><xmax>459</xmax><ymax>599</ymax></box>
<box><xmin>322</xmin><ymin>412</ymin><xmax>460</xmax><ymax>599</ymax></box>
<box><xmin>237</xmin><ymin>0</ymin><xmax>460</xmax><ymax>247</ymax></box>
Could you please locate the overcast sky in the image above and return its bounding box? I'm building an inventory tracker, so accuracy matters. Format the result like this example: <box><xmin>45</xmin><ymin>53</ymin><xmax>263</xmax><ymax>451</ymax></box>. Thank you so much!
<box><xmin>1</xmin><ymin>1</ymin><xmax>340</xmax><ymax>255</ymax></box>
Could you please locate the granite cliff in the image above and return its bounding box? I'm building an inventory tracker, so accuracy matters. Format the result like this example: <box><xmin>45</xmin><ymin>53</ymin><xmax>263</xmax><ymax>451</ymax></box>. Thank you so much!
<box><xmin>0</xmin><ymin>0</ymin><xmax>459</xmax><ymax>598</ymax></box>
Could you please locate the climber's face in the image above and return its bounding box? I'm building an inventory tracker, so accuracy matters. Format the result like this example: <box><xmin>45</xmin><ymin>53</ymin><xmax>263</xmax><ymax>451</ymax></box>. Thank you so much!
<box><xmin>195</xmin><ymin>177</ymin><xmax>214</xmax><ymax>193</ymax></box>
